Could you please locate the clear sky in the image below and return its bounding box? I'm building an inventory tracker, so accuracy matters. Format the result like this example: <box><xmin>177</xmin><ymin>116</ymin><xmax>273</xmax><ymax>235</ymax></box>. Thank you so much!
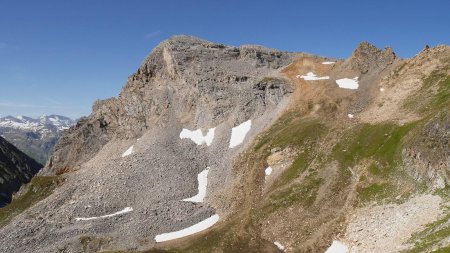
<box><xmin>0</xmin><ymin>0</ymin><xmax>449</xmax><ymax>119</ymax></box>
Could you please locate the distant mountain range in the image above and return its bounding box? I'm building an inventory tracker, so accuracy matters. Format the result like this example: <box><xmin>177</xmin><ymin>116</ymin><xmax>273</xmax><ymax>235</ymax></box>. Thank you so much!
<box><xmin>0</xmin><ymin>115</ymin><xmax>75</xmax><ymax>164</ymax></box>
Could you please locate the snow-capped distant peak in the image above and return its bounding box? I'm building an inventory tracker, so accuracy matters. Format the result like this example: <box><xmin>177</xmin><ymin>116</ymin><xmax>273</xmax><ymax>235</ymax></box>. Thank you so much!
<box><xmin>0</xmin><ymin>115</ymin><xmax>75</xmax><ymax>132</ymax></box>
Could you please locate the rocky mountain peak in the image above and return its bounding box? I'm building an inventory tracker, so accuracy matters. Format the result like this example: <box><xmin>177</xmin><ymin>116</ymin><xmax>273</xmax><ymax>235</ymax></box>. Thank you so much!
<box><xmin>46</xmin><ymin>36</ymin><xmax>295</xmax><ymax>175</ymax></box>
<box><xmin>349</xmin><ymin>41</ymin><xmax>396</xmax><ymax>74</ymax></box>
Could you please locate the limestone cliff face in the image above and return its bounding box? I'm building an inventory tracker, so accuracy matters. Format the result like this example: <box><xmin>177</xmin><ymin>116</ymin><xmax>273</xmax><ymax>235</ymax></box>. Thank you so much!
<box><xmin>45</xmin><ymin>35</ymin><xmax>294</xmax><ymax>175</ymax></box>
<box><xmin>0</xmin><ymin>136</ymin><xmax>42</xmax><ymax>207</ymax></box>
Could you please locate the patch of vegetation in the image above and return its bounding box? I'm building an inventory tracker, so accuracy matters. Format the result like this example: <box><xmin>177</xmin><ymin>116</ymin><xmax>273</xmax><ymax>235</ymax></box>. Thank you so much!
<box><xmin>403</xmin><ymin>69</ymin><xmax>450</xmax><ymax>114</ymax></box>
<box><xmin>404</xmin><ymin>210</ymin><xmax>450</xmax><ymax>253</ymax></box>
<box><xmin>357</xmin><ymin>183</ymin><xmax>394</xmax><ymax>202</ymax></box>
<box><xmin>0</xmin><ymin>176</ymin><xmax>63</xmax><ymax>227</ymax></box>
<box><xmin>368</xmin><ymin>162</ymin><xmax>383</xmax><ymax>176</ymax></box>
<box><xmin>332</xmin><ymin>123</ymin><xmax>415</xmax><ymax>175</ymax></box>
<box><xmin>254</xmin><ymin>111</ymin><xmax>326</xmax><ymax>151</ymax></box>
<box><xmin>259</xmin><ymin>173</ymin><xmax>323</xmax><ymax>217</ymax></box>
<box><xmin>428</xmin><ymin>75</ymin><xmax>450</xmax><ymax>110</ymax></box>
<box><xmin>271</xmin><ymin>153</ymin><xmax>308</xmax><ymax>189</ymax></box>
<box><xmin>253</xmin><ymin>112</ymin><xmax>326</xmax><ymax>189</ymax></box>
<box><xmin>431</xmin><ymin>246</ymin><xmax>450</xmax><ymax>253</ymax></box>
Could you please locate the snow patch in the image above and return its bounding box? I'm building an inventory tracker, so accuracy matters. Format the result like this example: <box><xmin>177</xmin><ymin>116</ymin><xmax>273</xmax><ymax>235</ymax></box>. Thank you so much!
<box><xmin>265</xmin><ymin>166</ymin><xmax>273</xmax><ymax>176</ymax></box>
<box><xmin>122</xmin><ymin>146</ymin><xmax>134</xmax><ymax>157</ymax></box>
<box><xmin>183</xmin><ymin>169</ymin><xmax>209</xmax><ymax>203</ymax></box>
<box><xmin>324</xmin><ymin>240</ymin><xmax>349</xmax><ymax>253</ymax></box>
<box><xmin>155</xmin><ymin>214</ymin><xmax>220</xmax><ymax>242</ymax></box>
<box><xmin>347</xmin><ymin>114</ymin><xmax>354</xmax><ymax>119</ymax></box>
<box><xmin>322</xmin><ymin>61</ymin><xmax>336</xmax><ymax>65</ymax></box>
<box><xmin>229</xmin><ymin>120</ymin><xmax>251</xmax><ymax>148</ymax></box>
<box><xmin>336</xmin><ymin>77</ymin><xmax>359</xmax><ymax>89</ymax></box>
<box><xmin>380</xmin><ymin>87</ymin><xmax>385</xmax><ymax>92</ymax></box>
<box><xmin>75</xmin><ymin>207</ymin><xmax>133</xmax><ymax>221</ymax></box>
<box><xmin>274</xmin><ymin>241</ymin><xmax>285</xmax><ymax>251</ymax></box>
<box><xmin>297</xmin><ymin>72</ymin><xmax>330</xmax><ymax>80</ymax></box>
<box><xmin>180</xmin><ymin>127</ymin><xmax>215</xmax><ymax>146</ymax></box>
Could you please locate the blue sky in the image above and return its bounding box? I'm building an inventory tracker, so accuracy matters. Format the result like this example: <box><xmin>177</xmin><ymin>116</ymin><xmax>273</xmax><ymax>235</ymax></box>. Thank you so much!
<box><xmin>0</xmin><ymin>0</ymin><xmax>449</xmax><ymax>118</ymax></box>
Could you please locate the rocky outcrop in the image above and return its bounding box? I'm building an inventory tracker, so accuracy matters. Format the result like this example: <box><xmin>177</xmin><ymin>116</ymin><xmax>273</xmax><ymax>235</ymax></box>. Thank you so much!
<box><xmin>0</xmin><ymin>136</ymin><xmax>42</xmax><ymax>207</ymax></box>
<box><xmin>403</xmin><ymin>112</ymin><xmax>450</xmax><ymax>189</ymax></box>
<box><xmin>44</xmin><ymin>35</ymin><xmax>294</xmax><ymax>175</ymax></box>
<box><xmin>347</xmin><ymin>42</ymin><xmax>396</xmax><ymax>74</ymax></box>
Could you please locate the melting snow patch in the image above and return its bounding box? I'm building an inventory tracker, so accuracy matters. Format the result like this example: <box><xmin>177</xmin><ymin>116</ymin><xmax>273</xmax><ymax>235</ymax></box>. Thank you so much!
<box><xmin>155</xmin><ymin>214</ymin><xmax>219</xmax><ymax>242</ymax></box>
<box><xmin>183</xmin><ymin>169</ymin><xmax>209</xmax><ymax>203</ymax></box>
<box><xmin>297</xmin><ymin>72</ymin><xmax>330</xmax><ymax>80</ymax></box>
<box><xmin>229</xmin><ymin>120</ymin><xmax>252</xmax><ymax>148</ymax></box>
<box><xmin>324</xmin><ymin>240</ymin><xmax>349</xmax><ymax>253</ymax></box>
<box><xmin>347</xmin><ymin>114</ymin><xmax>354</xmax><ymax>119</ymax></box>
<box><xmin>180</xmin><ymin>127</ymin><xmax>215</xmax><ymax>146</ymax></box>
<box><xmin>122</xmin><ymin>146</ymin><xmax>134</xmax><ymax>157</ymax></box>
<box><xmin>274</xmin><ymin>241</ymin><xmax>285</xmax><ymax>251</ymax></box>
<box><xmin>265</xmin><ymin>166</ymin><xmax>273</xmax><ymax>176</ymax></box>
<box><xmin>336</xmin><ymin>77</ymin><xmax>359</xmax><ymax>89</ymax></box>
<box><xmin>322</xmin><ymin>61</ymin><xmax>336</xmax><ymax>65</ymax></box>
<box><xmin>75</xmin><ymin>207</ymin><xmax>133</xmax><ymax>221</ymax></box>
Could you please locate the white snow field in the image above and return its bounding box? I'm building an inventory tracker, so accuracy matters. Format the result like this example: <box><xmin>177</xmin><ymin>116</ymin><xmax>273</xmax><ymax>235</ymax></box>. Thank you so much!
<box><xmin>154</xmin><ymin>214</ymin><xmax>220</xmax><ymax>242</ymax></box>
<box><xmin>179</xmin><ymin>127</ymin><xmax>215</xmax><ymax>146</ymax></box>
<box><xmin>265</xmin><ymin>166</ymin><xmax>273</xmax><ymax>176</ymax></box>
<box><xmin>324</xmin><ymin>240</ymin><xmax>349</xmax><ymax>253</ymax></box>
<box><xmin>322</xmin><ymin>61</ymin><xmax>336</xmax><ymax>65</ymax></box>
<box><xmin>229</xmin><ymin>120</ymin><xmax>252</xmax><ymax>148</ymax></box>
<box><xmin>380</xmin><ymin>87</ymin><xmax>385</xmax><ymax>92</ymax></box>
<box><xmin>274</xmin><ymin>241</ymin><xmax>285</xmax><ymax>251</ymax></box>
<box><xmin>336</xmin><ymin>77</ymin><xmax>359</xmax><ymax>89</ymax></box>
<box><xmin>122</xmin><ymin>146</ymin><xmax>134</xmax><ymax>157</ymax></box>
<box><xmin>75</xmin><ymin>207</ymin><xmax>133</xmax><ymax>221</ymax></box>
<box><xmin>347</xmin><ymin>114</ymin><xmax>354</xmax><ymax>119</ymax></box>
<box><xmin>297</xmin><ymin>72</ymin><xmax>330</xmax><ymax>80</ymax></box>
<box><xmin>183</xmin><ymin>169</ymin><xmax>209</xmax><ymax>203</ymax></box>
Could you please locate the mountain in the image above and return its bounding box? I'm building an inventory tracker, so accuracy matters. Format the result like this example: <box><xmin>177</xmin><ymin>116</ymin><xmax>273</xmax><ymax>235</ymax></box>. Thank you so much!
<box><xmin>0</xmin><ymin>115</ymin><xmax>75</xmax><ymax>164</ymax></box>
<box><xmin>0</xmin><ymin>36</ymin><xmax>449</xmax><ymax>253</ymax></box>
<box><xmin>0</xmin><ymin>136</ymin><xmax>42</xmax><ymax>207</ymax></box>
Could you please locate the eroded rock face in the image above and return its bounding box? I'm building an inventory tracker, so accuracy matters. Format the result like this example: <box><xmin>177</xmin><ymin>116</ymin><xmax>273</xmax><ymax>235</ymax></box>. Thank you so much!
<box><xmin>348</xmin><ymin>42</ymin><xmax>396</xmax><ymax>74</ymax></box>
<box><xmin>0</xmin><ymin>136</ymin><xmax>42</xmax><ymax>207</ymax></box>
<box><xmin>44</xmin><ymin>35</ymin><xmax>294</xmax><ymax>175</ymax></box>
<box><xmin>403</xmin><ymin>113</ymin><xmax>450</xmax><ymax>189</ymax></box>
